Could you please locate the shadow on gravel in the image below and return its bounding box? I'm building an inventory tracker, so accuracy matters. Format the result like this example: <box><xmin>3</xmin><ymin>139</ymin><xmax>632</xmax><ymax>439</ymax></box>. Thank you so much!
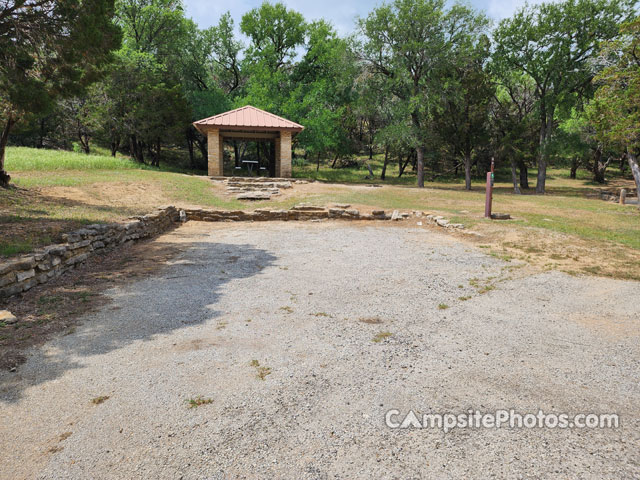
<box><xmin>0</xmin><ymin>240</ymin><xmax>277</xmax><ymax>403</ymax></box>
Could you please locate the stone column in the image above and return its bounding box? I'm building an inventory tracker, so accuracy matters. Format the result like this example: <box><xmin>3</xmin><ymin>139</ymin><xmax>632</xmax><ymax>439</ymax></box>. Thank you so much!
<box><xmin>275</xmin><ymin>136</ymin><xmax>281</xmax><ymax>177</ymax></box>
<box><xmin>207</xmin><ymin>128</ymin><xmax>224</xmax><ymax>176</ymax></box>
<box><xmin>279</xmin><ymin>130</ymin><xmax>292</xmax><ymax>178</ymax></box>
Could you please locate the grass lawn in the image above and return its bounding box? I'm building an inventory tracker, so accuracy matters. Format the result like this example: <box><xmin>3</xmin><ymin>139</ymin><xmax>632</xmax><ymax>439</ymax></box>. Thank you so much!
<box><xmin>1</xmin><ymin>146</ymin><xmax>639</xmax><ymax>280</ymax></box>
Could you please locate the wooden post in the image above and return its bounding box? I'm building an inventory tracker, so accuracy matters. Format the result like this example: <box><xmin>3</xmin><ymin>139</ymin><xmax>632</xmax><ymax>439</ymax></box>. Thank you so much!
<box><xmin>485</xmin><ymin>157</ymin><xmax>495</xmax><ymax>218</ymax></box>
<box><xmin>619</xmin><ymin>189</ymin><xmax>627</xmax><ymax>205</ymax></box>
<box><xmin>207</xmin><ymin>128</ymin><xmax>223</xmax><ymax>176</ymax></box>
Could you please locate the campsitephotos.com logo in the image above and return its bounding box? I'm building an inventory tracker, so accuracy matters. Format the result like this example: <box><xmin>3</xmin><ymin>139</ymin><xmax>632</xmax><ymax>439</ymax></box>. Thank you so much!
<box><xmin>385</xmin><ymin>409</ymin><xmax>620</xmax><ymax>433</ymax></box>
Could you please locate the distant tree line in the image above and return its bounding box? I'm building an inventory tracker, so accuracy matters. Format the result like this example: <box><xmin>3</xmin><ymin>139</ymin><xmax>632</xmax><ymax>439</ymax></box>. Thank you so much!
<box><xmin>1</xmin><ymin>0</ymin><xmax>639</xmax><ymax>195</ymax></box>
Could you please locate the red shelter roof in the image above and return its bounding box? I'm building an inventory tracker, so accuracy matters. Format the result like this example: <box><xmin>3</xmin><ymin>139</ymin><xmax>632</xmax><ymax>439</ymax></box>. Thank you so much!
<box><xmin>193</xmin><ymin>105</ymin><xmax>304</xmax><ymax>133</ymax></box>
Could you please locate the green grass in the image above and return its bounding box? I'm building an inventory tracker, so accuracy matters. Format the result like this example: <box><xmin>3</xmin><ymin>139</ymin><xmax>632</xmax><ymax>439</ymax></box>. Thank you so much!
<box><xmin>7</xmin><ymin>147</ymin><xmax>142</xmax><ymax>171</ymax></box>
<box><xmin>6</xmin><ymin>146</ymin><xmax>199</xmax><ymax>174</ymax></box>
<box><xmin>372</xmin><ymin>331</ymin><xmax>393</xmax><ymax>343</ymax></box>
<box><xmin>2</xmin><ymin>146</ymin><xmax>639</xmax><ymax>282</ymax></box>
<box><xmin>186</xmin><ymin>396</ymin><xmax>213</xmax><ymax>408</ymax></box>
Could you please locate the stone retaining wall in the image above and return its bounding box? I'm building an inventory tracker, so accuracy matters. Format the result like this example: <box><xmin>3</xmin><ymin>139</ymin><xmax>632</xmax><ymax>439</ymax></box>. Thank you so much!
<box><xmin>183</xmin><ymin>205</ymin><xmax>393</xmax><ymax>222</ymax></box>
<box><xmin>0</xmin><ymin>206</ymin><xmax>181</xmax><ymax>301</ymax></box>
<box><xmin>1</xmin><ymin>204</ymin><xmax>463</xmax><ymax>301</ymax></box>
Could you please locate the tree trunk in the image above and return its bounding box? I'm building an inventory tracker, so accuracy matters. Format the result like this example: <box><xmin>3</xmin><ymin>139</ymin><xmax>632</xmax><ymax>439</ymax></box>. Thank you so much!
<box><xmin>0</xmin><ymin>116</ymin><xmax>15</xmax><ymax>186</ymax></box>
<box><xmin>153</xmin><ymin>138</ymin><xmax>161</xmax><ymax>167</ymax></box>
<box><xmin>38</xmin><ymin>118</ymin><xmax>46</xmax><ymax>149</ymax></box>
<box><xmin>79</xmin><ymin>129</ymin><xmax>90</xmax><ymax>154</ymax></box>
<box><xmin>518</xmin><ymin>159</ymin><xmax>529</xmax><ymax>189</ymax></box>
<box><xmin>316</xmin><ymin>152</ymin><xmax>321</xmax><ymax>172</ymax></box>
<box><xmin>331</xmin><ymin>154</ymin><xmax>339</xmax><ymax>168</ymax></box>
<box><xmin>627</xmin><ymin>150</ymin><xmax>640</xmax><ymax>209</ymax></box>
<box><xmin>233</xmin><ymin>141</ymin><xmax>240</xmax><ymax>168</ymax></box>
<box><xmin>570</xmin><ymin>157</ymin><xmax>579</xmax><ymax>179</ymax></box>
<box><xmin>398</xmin><ymin>151</ymin><xmax>412</xmax><ymax>177</ymax></box>
<box><xmin>196</xmin><ymin>136</ymin><xmax>207</xmax><ymax>166</ymax></box>
<box><xmin>110</xmin><ymin>137</ymin><xmax>120</xmax><ymax>157</ymax></box>
<box><xmin>592</xmin><ymin>146</ymin><xmax>609</xmax><ymax>184</ymax></box>
<box><xmin>416</xmin><ymin>146</ymin><xmax>425</xmax><ymax>188</ymax></box>
<box><xmin>536</xmin><ymin>108</ymin><xmax>553</xmax><ymax>194</ymax></box>
<box><xmin>464</xmin><ymin>152</ymin><xmax>472</xmax><ymax>191</ymax></box>
<box><xmin>186</xmin><ymin>132</ymin><xmax>195</xmax><ymax>168</ymax></box>
<box><xmin>380</xmin><ymin>145</ymin><xmax>389</xmax><ymax>180</ymax></box>
<box><xmin>511</xmin><ymin>158</ymin><xmax>521</xmax><ymax>194</ymax></box>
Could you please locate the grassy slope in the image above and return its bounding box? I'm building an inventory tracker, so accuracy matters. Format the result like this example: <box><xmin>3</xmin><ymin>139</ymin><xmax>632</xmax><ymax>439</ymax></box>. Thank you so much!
<box><xmin>1</xmin><ymin>147</ymin><xmax>639</xmax><ymax>279</ymax></box>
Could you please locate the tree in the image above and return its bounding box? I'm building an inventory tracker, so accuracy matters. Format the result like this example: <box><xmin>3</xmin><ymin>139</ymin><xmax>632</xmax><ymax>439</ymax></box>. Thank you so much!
<box><xmin>360</xmin><ymin>0</ymin><xmax>488</xmax><ymax>188</ymax></box>
<box><xmin>492</xmin><ymin>0</ymin><xmax>634</xmax><ymax>194</ymax></box>
<box><xmin>0</xmin><ymin>0</ymin><xmax>122</xmax><ymax>185</ymax></box>
<box><xmin>177</xmin><ymin>15</ymin><xmax>240</xmax><ymax>168</ymax></box>
<box><xmin>286</xmin><ymin>20</ymin><xmax>357</xmax><ymax>164</ymax></box>
<box><xmin>239</xmin><ymin>2</ymin><xmax>306</xmax><ymax>114</ymax></box>
<box><xmin>489</xmin><ymin>73</ymin><xmax>539</xmax><ymax>192</ymax></box>
<box><xmin>115</xmin><ymin>0</ymin><xmax>186</xmax><ymax>55</ymax></box>
<box><xmin>434</xmin><ymin>29</ymin><xmax>492</xmax><ymax>190</ymax></box>
<box><xmin>589</xmin><ymin>18</ymin><xmax>640</xmax><ymax>206</ymax></box>
<box><xmin>241</xmin><ymin>2</ymin><xmax>306</xmax><ymax>73</ymax></box>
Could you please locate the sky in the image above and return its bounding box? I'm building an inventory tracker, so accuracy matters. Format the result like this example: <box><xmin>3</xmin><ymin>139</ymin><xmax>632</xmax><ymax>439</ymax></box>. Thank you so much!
<box><xmin>183</xmin><ymin>0</ymin><xmax>546</xmax><ymax>34</ymax></box>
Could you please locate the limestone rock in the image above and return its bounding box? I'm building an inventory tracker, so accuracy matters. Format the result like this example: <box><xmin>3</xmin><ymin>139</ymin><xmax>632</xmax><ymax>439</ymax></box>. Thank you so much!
<box><xmin>0</xmin><ymin>310</ymin><xmax>17</xmax><ymax>325</ymax></box>
<box><xmin>237</xmin><ymin>192</ymin><xmax>272</xmax><ymax>200</ymax></box>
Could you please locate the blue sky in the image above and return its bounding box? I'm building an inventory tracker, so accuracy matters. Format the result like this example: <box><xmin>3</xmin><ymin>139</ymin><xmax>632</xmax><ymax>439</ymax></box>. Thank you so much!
<box><xmin>184</xmin><ymin>0</ymin><xmax>545</xmax><ymax>34</ymax></box>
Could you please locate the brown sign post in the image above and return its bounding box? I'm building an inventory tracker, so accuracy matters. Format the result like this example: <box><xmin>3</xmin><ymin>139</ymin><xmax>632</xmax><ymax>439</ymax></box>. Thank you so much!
<box><xmin>485</xmin><ymin>157</ymin><xmax>495</xmax><ymax>218</ymax></box>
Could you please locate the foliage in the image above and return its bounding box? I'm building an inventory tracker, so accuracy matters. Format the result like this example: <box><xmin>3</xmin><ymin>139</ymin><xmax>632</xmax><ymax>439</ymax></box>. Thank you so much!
<box><xmin>359</xmin><ymin>0</ymin><xmax>490</xmax><ymax>187</ymax></box>
<box><xmin>2</xmin><ymin>0</ymin><xmax>639</xmax><ymax>190</ymax></box>
<box><xmin>0</xmin><ymin>0</ymin><xmax>122</xmax><ymax>184</ymax></box>
<box><xmin>492</xmin><ymin>0</ymin><xmax>635</xmax><ymax>193</ymax></box>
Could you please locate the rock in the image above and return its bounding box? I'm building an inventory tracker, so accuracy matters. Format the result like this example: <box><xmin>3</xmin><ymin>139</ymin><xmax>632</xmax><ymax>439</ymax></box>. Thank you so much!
<box><xmin>290</xmin><ymin>204</ymin><xmax>326</xmax><ymax>211</ymax></box>
<box><xmin>16</xmin><ymin>269</ymin><xmax>36</xmax><ymax>282</ymax></box>
<box><xmin>0</xmin><ymin>257</ymin><xmax>36</xmax><ymax>276</ymax></box>
<box><xmin>391</xmin><ymin>210</ymin><xmax>401</xmax><ymax>221</ymax></box>
<box><xmin>0</xmin><ymin>310</ymin><xmax>17</xmax><ymax>325</ymax></box>
<box><xmin>179</xmin><ymin>210</ymin><xmax>187</xmax><ymax>222</ymax></box>
<box><xmin>333</xmin><ymin>204</ymin><xmax>351</xmax><ymax>209</ymax></box>
<box><xmin>237</xmin><ymin>192</ymin><xmax>272</xmax><ymax>200</ymax></box>
<box><xmin>436</xmin><ymin>218</ymin><xmax>450</xmax><ymax>227</ymax></box>
<box><xmin>490</xmin><ymin>213</ymin><xmax>511</xmax><ymax>220</ymax></box>
<box><xmin>372</xmin><ymin>210</ymin><xmax>385</xmax><ymax>217</ymax></box>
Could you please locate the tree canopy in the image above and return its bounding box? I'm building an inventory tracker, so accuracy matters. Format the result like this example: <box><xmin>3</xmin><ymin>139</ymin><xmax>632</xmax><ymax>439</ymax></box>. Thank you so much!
<box><xmin>1</xmin><ymin>0</ymin><xmax>638</xmax><ymax>194</ymax></box>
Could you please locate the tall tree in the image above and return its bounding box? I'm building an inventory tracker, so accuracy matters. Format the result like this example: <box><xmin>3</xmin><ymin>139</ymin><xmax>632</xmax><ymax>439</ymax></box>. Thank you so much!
<box><xmin>588</xmin><ymin>18</ymin><xmax>640</xmax><ymax>206</ymax></box>
<box><xmin>360</xmin><ymin>0</ymin><xmax>488</xmax><ymax>188</ymax></box>
<box><xmin>492</xmin><ymin>0</ymin><xmax>634</xmax><ymax>194</ymax></box>
<box><xmin>434</xmin><ymin>27</ymin><xmax>492</xmax><ymax>190</ymax></box>
<box><xmin>489</xmin><ymin>72</ymin><xmax>539</xmax><ymax>191</ymax></box>
<box><xmin>241</xmin><ymin>2</ymin><xmax>306</xmax><ymax>73</ymax></box>
<box><xmin>0</xmin><ymin>0</ymin><xmax>121</xmax><ymax>186</ymax></box>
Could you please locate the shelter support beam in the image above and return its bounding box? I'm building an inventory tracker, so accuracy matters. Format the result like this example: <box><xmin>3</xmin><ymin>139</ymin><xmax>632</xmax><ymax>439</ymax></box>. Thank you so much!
<box><xmin>207</xmin><ymin>128</ymin><xmax>223</xmax><ymax>176</ymax></box>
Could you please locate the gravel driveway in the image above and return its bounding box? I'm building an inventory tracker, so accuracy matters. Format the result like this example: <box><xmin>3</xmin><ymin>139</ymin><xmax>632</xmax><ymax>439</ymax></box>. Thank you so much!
<box><xmin>1</xmin><ymin>221</ymin><xmax>639</xmax><ymax>479</ymax></box>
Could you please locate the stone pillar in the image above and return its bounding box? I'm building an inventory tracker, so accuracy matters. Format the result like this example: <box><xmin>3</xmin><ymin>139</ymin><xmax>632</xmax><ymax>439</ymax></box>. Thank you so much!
<box><xmin>275</xmin><ymin>136</ymin><xmax>281</xmax><ymax>177</ymax></box>
<box><xmin>207</xmin><ymin>128</ymin><xmax>223</xmax><ymax>176</ymax></box>
<box><xmin>279</xmin><ymin>130</ymin><xmax>292</xmax><ymax>178</ymax></box>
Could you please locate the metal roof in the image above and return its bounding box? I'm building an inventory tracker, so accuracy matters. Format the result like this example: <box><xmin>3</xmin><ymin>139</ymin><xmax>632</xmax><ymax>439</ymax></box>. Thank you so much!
<box><xmin>193</xmin><ymin>105</ymin><xmax>304</xmax><ymax>131</ymax></box>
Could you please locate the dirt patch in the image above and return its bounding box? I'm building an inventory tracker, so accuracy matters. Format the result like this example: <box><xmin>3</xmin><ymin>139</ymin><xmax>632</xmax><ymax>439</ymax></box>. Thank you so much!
<box><xmin>41</xmin><ymin>181</ymin><xmax>168</xmax><ymax>209</ymax></box>
<box><xmin>458</xmin><ymin>220</ymin><xmax>640</xmax><ymax>281</ymax></box>
<box><xmin>0</xmin><ymin>227</ymin><xmax>188</xmax><ymax>371</ymax></box>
